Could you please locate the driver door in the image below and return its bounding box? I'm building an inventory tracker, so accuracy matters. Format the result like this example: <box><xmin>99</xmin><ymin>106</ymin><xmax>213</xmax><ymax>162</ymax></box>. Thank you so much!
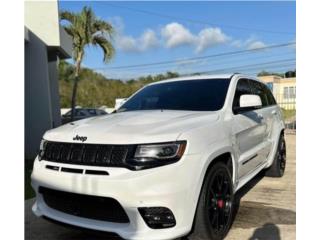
<box><xmin>232</xmin><ymin>79</ymin><xmax>266</xmax><ymax>179</ymax></box>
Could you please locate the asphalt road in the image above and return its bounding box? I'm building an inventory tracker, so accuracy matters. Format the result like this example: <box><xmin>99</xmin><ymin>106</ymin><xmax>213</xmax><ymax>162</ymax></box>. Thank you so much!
<box><xmin>25</xmin><ymin>134</ymin><xmax>296</xmax><ymax>240</ymax></box>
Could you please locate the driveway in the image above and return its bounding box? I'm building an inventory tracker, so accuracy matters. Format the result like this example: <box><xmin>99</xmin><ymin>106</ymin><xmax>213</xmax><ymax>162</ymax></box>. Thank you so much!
<box><xmin>226</xmin><ymin>134</ymin><xmax>296</xmax><ymax>240</ymax></box>
<box><xmin>25</xmin><ymin>134</ymin><xmax>296</xmax><ymax>240</ymax></box>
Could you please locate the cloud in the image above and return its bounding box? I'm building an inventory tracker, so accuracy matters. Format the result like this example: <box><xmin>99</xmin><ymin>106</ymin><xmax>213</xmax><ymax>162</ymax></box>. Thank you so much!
<box><xmin>116</xmin><ymin>29</ymin><xmax>159</xmax><ymax>52</ymax></box>
<box><xmin>231</xmin><ymin>36</ymin><xmax>267</xmax><ymax>50</ymax></box>
<box><xmin>161</xmin><ymin>22</ymin><xmax>196</xmax><ymax>48</ymax></box>
<box><xmin>109</xmin><ymin>18</ymin><xmax>268</xmax><ymax>54</ymax></box>
<box><xmin>247</xmin><ymin>41</ymin><xmax>266</xmax><ymax>50</ymax></box>
<box><xmin>161</xmin><ymin>22</ymin><xmax>229</xmax><ymax>53</ymax></box>
<box><xmin>108</xmin><ymin>16</ymin><xmax>125</xmax><ymax>33</ymax></box>
<box><xmin>196</xmin><ymin>27</ymin><xmax>230</xmax><ymax>53</ymax></box>
<box><xmin>140</xmin><ymin>29</ymin><xmax>159</xmax><ymax>50</ymax></box>
<box><xmin>117</xmin><ymin>35</ymin><xmax>138</xmax><ymax>52</ymax></box>
<box><xmin>109</xmin><ymin>17</ymin><xmax>159</xmax><ymax>53</ymax></box>
<box><xmin>230</xmin><ymin>40</ymin><xmax>243</xmax><ymax>48</ymax></box>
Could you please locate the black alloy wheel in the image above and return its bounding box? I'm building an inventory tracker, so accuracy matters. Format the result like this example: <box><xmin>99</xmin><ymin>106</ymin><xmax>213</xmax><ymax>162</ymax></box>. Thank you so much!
<box><xmin>206</xmin><ymin>169</ymin><xmax>233</xmax><ymax>235</ymax></box>
<box><xmin>266</xmin><ymin>133</ymin><xmax>286</xmax><ymax>177</ymax></box>
<box><xmin>278</xmin><ymin>137</ymin><xmax>286</xmax><ymax>176</ymax></box>
<box><xmin>187</xmin><ymin>162</ymin><xmax>234</xmax><ymax>240</ymax></box>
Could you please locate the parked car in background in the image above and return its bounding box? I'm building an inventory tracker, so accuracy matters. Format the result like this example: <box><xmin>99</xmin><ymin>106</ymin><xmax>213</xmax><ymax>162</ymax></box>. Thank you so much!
<box><xmin>115</xmin><ymin>98</ymin><xmax>127</xmax><ymax>110</ymax></box>
<box><xmin>61</xmin><ymin>108</ymin><xmax>107</xmax><ymax>124</ymax></box>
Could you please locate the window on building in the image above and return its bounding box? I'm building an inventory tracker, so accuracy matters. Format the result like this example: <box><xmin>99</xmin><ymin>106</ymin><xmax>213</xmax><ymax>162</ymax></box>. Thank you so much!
<box><xmin>284</xmin><ymin>87</ymin><xmax>289</xmax><ymax>99</ymax></box>
<box><xmin>289</xmin><ymin>86</ymin><xmax>296</xmax><ymax>98</ymax></box>
<box><xmin>284</xmin><ymin>86</ymin><xmax>296</xmax><ymax>99</ymax></box>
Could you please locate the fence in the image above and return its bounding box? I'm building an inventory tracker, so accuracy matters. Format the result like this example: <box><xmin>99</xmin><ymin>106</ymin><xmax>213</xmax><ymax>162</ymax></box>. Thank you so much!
<box><xmin>276</xmin><ymin>94</ymin><xmax>296</xmax><ymax>133</ymax></box>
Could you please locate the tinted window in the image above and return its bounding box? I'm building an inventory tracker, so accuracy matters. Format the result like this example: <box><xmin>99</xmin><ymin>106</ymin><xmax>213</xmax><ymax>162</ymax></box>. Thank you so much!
<box><xmin>87</xmin><ymin>109</ymin><xmax>97</xmax><ymax>115</ymax></box>
<box><xmin>97</xmin><ymin>110</ymin><xmax>106</xmax><ymax>115</ymax></box>
<box><xmin>119</xmin><ymin>79</ymin><xmax>231</xmax><ymax>112</ymax></box>
<box><xmin>250</xmin><ymin>80</ymin><xmax>268</xmax><ymax>107</ymax></box>
<box><xmin>75</xmin><ymin>109</ymin><xmax>86</xmax><ymax>116</ymax></box>
<box><xmin>232</xmin><ymin>79</ymin><xmax>252</xmax><ymax>109</ymax></box>
<box><xmin>261</xmin><ymin>83</ymin><xmax>277</xmax><ymax>105</ymax></box>
<box><xmin>64</xmin><ymin>110</ymin><xmax>71</xmax><ymax>117</ymax></box>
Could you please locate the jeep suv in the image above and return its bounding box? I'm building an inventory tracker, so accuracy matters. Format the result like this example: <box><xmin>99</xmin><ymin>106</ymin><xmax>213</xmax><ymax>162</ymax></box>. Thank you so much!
<box><xmin>31</xmin><ymin>74</ymin><xmax>286</xmax><ymax>240</ymax></box>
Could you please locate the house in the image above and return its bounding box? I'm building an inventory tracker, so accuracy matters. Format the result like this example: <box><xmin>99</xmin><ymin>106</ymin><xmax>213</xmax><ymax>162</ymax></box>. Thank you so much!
<box><xmin>25</xmin><ymin>1</ymin><xmax>72</xmax><ymax>159</ymax></box>
<box><xmin>259</xmin><ymin>75</ymin><xmax>296</xmax><ymax>110</ymax></box>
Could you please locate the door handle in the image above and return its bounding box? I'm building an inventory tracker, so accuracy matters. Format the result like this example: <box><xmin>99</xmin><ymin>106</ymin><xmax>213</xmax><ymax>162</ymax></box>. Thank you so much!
<box><xmin>271</xmin><ymin>110</ymin><xmax>277</xmax><ymax>115</ymax></box>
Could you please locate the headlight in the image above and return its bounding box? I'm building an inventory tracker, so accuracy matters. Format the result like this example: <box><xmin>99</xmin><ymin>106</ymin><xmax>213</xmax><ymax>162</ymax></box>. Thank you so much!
<box><xmin>128</xmin><ymin>141</ymin><xmax>186</xmax><ymax>169</ymax></box>
<box><xmin>38</xmin><ymin>139</ymin><xmax>47</xmax><ymax>159</ymax></box>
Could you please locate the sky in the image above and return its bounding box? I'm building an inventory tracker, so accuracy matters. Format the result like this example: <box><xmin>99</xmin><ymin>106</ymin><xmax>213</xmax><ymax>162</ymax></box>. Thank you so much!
<box><xmin>59</xmin><ymin>1</ymin><xmax>296</xmax><ymax>79</ymax></box>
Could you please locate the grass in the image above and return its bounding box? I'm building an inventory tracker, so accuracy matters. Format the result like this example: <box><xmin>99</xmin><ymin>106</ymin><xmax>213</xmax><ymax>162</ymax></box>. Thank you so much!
<box><xmin>281</xmin><ymin>108</ymin><xmax>296</xmax><ymax>121</ymax></box>
<box><xmin>25</xmin><ymin>159</ymin><xmax>35</xmax><ymax>200</ymax></box>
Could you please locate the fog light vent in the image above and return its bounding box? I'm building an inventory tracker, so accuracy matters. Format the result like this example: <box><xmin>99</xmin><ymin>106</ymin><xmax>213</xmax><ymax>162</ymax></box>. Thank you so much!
<box><xmin>138</xmin><ymin>207</ymin><xmax>176</xmax><ymax>229</ymax></box>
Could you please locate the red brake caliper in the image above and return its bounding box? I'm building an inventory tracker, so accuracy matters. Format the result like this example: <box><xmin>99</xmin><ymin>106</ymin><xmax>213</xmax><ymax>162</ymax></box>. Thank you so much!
<box><xmin>217</xmin><ymin>199</ymin><xmax>224</xmax><ymax>208</ymax></box>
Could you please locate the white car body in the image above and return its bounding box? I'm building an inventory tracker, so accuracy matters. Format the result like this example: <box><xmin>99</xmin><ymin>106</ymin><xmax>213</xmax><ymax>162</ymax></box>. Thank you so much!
<box><xmin>31</xmin><ymin>74</ymin><xmax>285</xmax><ymax>240</ymax></box>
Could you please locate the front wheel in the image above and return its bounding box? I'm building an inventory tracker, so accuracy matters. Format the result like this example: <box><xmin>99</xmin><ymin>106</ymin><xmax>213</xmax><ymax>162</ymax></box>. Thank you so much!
<box><xmin>188</xmin><ymin>162</ymin><xmax>234</xmax><ymax>240</ymax></box>
<box><xmin>265</xmin><ymin>133</ymin><xmax>286</xmax><ymax>177</ymax></box>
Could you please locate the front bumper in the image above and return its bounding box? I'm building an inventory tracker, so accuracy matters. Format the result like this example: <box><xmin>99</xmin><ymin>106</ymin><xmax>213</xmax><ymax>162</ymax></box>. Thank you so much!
<box><xmin>31</xmin><ymin>154</ymin><xmax>202</xmax><ymax>240</ymax></box>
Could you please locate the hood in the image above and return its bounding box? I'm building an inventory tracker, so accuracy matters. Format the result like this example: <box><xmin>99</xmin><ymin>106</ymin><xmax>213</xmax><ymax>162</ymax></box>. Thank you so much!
<box><xmin>44</xmin><ymin>110</ymin><xmax>220</xmax><ymax>144</ymax></box>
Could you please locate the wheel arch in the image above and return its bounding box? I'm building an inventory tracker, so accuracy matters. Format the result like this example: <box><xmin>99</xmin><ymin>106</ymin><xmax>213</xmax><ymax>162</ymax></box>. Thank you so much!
<box><xmin>188</xmin><ymin>150</ymin><xmax>236</xmax><ymax>237</ymax></box>
<box><xmin>192</xmin><ymin>148</ymin><xmax>237</xmax><ymax>210</ymax></box>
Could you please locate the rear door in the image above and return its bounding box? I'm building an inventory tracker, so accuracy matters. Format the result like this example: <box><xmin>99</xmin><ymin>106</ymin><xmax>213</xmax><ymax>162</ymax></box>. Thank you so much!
<box><xmin>232</xmin><ymin>79</ymin><xmax>266</xmax><ymax>178</ymax></box>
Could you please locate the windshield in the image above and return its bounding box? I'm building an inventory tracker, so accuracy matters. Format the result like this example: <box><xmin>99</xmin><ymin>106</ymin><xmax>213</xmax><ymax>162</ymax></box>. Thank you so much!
<box><xmin>118</xmin><ymin>79</ymin><xmax>231</xmax><ymax>112</ymax></box>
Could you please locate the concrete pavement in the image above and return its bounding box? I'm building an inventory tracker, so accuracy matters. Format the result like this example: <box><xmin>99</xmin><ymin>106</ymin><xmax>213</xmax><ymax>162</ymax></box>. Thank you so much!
<box><xmin>225</xmin><ymin>134</ymin><xmax>296</xmax><ymax>240</ymax></box>
<box><xmin>25</xmin><ymin>135</ymin><xmax>296</xmax><ymax>240</ymax></box>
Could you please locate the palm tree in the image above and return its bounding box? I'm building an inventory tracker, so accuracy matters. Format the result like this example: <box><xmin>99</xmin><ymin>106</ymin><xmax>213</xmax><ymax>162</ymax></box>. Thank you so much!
<box><xmin>60</xmin><ymin>6</ymin><xmax>115</xmax><ymax>121</ymax></box>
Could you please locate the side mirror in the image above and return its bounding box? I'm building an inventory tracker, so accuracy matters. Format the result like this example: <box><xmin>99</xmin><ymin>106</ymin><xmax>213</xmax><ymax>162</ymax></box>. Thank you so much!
<box><xmin>240</xmin><ymin>94</ymin><xmax>262</xmax><ymax>108</ymax></box>
<box><xmin>234</xmin><ymin>94</ymin><xmax>262</xmax><ymax>113</ymax></box>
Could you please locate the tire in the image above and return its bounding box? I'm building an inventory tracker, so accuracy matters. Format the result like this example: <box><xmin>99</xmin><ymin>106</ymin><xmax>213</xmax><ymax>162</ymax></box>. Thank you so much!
<box><xmin>265</xmin><ymin>133</ymin><xmax>286</xmax><ymax>177</ymax></box>
<box><xmin>187</xmin><ymin>162</ymin><xmax>234</xmax><ymax>240</ymax></box>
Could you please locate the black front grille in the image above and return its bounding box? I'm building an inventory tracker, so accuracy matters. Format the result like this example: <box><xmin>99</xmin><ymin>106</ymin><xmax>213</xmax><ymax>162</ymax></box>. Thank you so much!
<box><xmin>39</xmin><ymin>187</ymin><xmax>130</xmax><ymax>223</ymax></box>
<box><xmin>41</xmin><ymin>141</ymin><xmax>135</xmax><ymax>167</ymax></box>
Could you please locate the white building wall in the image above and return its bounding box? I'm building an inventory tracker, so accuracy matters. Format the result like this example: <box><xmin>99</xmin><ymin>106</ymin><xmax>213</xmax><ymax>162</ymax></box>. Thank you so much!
<box><xmin>25</xmin><ymin>1</ymin><xmax>60</xmax><ymax>47</ymax></box>
<box><xmin>25</xmin><ymin>0</ymin><xmax>72</xmax><ymax>159</ymax></box>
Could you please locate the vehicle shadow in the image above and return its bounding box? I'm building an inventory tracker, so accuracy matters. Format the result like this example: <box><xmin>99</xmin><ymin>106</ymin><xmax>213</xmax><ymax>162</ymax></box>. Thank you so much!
<box><xmin>232</xmin><ymin>170</ymin><xmax>266</xmax><ymax>216</ymax></box>
<box><xmin>227</xmin><ymin>171</ymin><xmax>295</xmax><ymax>240</ymax></box>
<box><xmin>248</xmin><ymin>223</ymin><xmax>281</xmax><ymax>240</ymax></box>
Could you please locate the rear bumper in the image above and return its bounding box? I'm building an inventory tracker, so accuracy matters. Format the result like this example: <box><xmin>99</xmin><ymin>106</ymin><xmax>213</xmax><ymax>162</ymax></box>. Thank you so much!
<box><xmin>31</xmin><ymin>154</ymin><xmax>202</xmax><ymax>240</ymax></box>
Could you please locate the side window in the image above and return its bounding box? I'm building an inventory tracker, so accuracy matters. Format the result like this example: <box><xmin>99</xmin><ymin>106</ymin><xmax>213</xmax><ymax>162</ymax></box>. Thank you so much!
<box><xmin>261</xmin><ymin>83</ymin><xmax>277</xmax><ymax>105</ymax></box>
<box><xmin>75</xmin><ymin>109</ymin><xmax>86</xmax><ymax>116</ymax></box>
<box><xmin>232</xmin><ymin>79</ymin><xmax>252</xmax><ymax>110</ymax></box>
<box><xmin>64</xmin><ymin>111</ymin><xmax>71</xmax><ymax>117</ymax></box>
<box><xmin>87</xmin><ymin>109</ymin><xmax>96</xmax><ymax>115</ymax></box>
<box><xmin>250</xmin><ymin>80</ymin><xmax>268</xmax><ymax>107</ymax></box>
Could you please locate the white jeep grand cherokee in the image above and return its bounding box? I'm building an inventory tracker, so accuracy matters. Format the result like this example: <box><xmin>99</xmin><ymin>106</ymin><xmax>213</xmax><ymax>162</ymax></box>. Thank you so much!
<box><xmin>31</xmin><ymin>74</ymin><xmax>286</xmax><ymax>240</ymax></box>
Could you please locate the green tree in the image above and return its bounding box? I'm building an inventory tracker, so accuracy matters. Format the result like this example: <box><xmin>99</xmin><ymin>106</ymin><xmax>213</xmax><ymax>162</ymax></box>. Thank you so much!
<box><xmin>60</xmin><ymin>6</ymin><xmax>115</xmax><ymax>120</ymax></box>
<box><xmin>257</xmin><ymin>70</ymin><xmax>284</xmax><ymax>77</ymax></box>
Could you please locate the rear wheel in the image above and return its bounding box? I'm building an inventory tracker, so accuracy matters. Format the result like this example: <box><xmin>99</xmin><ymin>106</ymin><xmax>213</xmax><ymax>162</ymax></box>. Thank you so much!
<box><xmin>188</xmin><ymin>162</ymin><xmax>234</xmax><ymax>240</ymax></box>
<box><xmin>265</xmin><ymin>133</ymin><xmax>286</xmax><ymax>177</ymax></box>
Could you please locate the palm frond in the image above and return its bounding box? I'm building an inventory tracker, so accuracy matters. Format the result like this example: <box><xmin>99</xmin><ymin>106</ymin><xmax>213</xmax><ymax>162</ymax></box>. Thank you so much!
<box><xmin>60</xmin><ymin>10</ymin><xmax>76</xmax><ymax>23</ymax></box>
<box><xmin>93</xmin><ymin>20</ymin><xmax>115</xmax><ymax>37</ymax></box>
<box><xmin>92</xmin><ymin>35</ymin><xmax>115</xmax><ymax>62</ymax></box>
<box><xmin>60</xmin><ymin>6</ymin><xmax>115</xmax><ymax>64</ymax></box>
<box><xmin>82</xmin><ymin>6</ymin><xmax>94</xmax><ymax>44</ymax></box>
<box><xmin>63</xmin><ymin>26</ymin><xmax>75</xmax><ymax>37</ymax></box>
